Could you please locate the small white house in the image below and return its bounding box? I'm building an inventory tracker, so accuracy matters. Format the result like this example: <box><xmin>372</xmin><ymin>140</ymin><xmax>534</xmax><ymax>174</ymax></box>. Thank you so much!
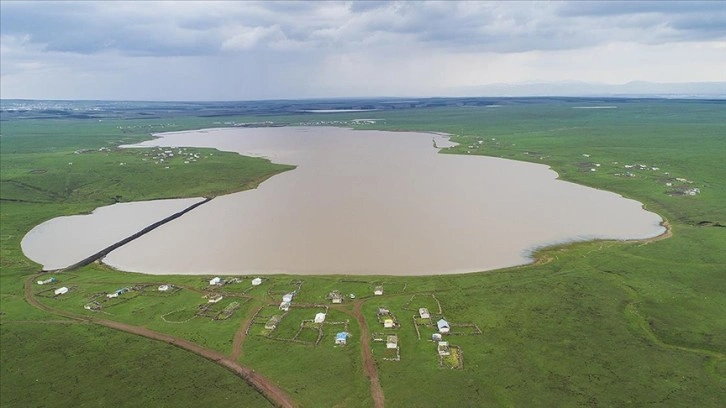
<box><xmin>106</xmin><ymin>292</ymin><xmax>118</xmax><ymax>299</ymax></box>
<box><xmin>374</xmin><ymin>286</ymin><xmax>383</xmax><ymax>296</ymax></box>
<box><xmin>208</xmin><ymin>294</ymin><xmax>224</xmax><ymax>303</ymax></box>
<box><xmin>209</xmin><ymin>277</ymin><xmax>221</xmax><ymax>286</ymax></box>
<box><xmin>158</xmin><ymin>284</ymin><xmax>170</xmax><ymax>292</ymax></box>
<box><xmin>384</xmin><ymin>319</ymin><xmax>394</xmax><ymax>328</ymax></box>
<box><xmin>419</xmin><ymin>308</ymin><xmax>430</xmax><ymax>319</ymax></box>
<box><xmin>54</xmin><ymin>287</ymin><xmax>69</xmax><ymax>296</ymax></box>
<box><xmin>437</xmin><ymin>318</ymin><xmax>450</xmax><ymax>334</ymax></box>
<box><xmin>282</xmin><ymin>293</ymin><xmax>293</xmax><ymax>303</ymax></box>
<box><xmin>279</xmin><ymin>301</ymin><xmax>291</xmax><ymax>311</ymax></box>
<box><xmin>314</xmin><ymin>312</ymin><xmax>326</xmax><ymax>324</ymax></box>
<box><xmin>251</xmin><ymin>278</ymin><xmax>262</xmax><ymax>286</ymax></box>
<box><xmin>386</xmin><ymin>335</ymin><xmax>398</xmax><ymax>349</ymax></box>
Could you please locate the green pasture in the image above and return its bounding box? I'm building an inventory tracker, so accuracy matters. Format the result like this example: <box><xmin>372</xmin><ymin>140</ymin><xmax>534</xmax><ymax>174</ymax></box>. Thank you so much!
<box><xmin>1</xmin><ymin>99</ymin><xmax>724</xmax><ymax>407</ymax></box>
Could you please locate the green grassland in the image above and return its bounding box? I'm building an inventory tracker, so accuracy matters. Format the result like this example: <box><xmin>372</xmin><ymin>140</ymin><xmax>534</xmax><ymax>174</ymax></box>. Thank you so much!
<box><xmin>1</xmin><ymin>99</ymin><xmax>725</xmax><ymax>407</ymax></box>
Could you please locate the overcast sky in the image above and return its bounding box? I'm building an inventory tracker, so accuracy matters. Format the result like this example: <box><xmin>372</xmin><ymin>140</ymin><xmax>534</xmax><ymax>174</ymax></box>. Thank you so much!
<box><xmin>1</xmin><ymin>1</ymin><xmax>724</xmax><ymax>100</ymax></box>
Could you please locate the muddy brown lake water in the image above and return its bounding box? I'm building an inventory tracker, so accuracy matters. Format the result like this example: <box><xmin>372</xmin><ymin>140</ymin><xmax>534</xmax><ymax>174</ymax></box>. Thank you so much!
<box><xmin>23</xmin><ymin>127</ymin><xmax>665</xmax><ymax>275</ymax></box>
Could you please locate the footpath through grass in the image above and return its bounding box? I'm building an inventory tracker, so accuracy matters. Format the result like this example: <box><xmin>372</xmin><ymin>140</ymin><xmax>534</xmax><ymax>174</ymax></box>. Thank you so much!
<box><xmin>1</xmin><ymin>99</ymin><xmax>725</xmax><ymax>407</ymax></box>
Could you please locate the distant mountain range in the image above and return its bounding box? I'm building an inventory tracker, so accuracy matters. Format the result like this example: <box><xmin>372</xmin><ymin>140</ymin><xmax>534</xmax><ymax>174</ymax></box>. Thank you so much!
<box><xmin>449</xmin><ymin>81</ymin><xmax>726</xmax><ymax>99</ymax></box>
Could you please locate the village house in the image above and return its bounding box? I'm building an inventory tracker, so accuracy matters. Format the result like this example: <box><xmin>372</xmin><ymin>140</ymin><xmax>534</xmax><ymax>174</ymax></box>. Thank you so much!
<box><xmin>386</xmin><ymin>335</ymin><xmax>398</xmax><ymax>349</ymax></box>
<box><xmin>335</xmin><ymin>332</ymin><xmax>350</xmax><ymax>345</ymax></box>
<box><xmin>251</xmin><ymin>278</ymin><xmax>262</xmax><ymax>286</ymax></box>
<box><xmin>265</xmin><ymin>315</ymin><xmax>281</xmax><ymax>330</ymax></box>
<box><xmin>54</xmin><ymin>287</ymin><xmax>69</xmax><ymax>296</ymax></box>
<box><xmin>279</xmin><ymin>301</ymin><xmax>291</xmax><ymax>311</ymax></box>
<box><xmin>374</xmin><ymin>286</ymin><xmax>384</xmax><ymax>296</ymax></box>
<box><xmin>329</xmin><ymin>290</ymin><xmax>343</xmax><ymax>304</ymax></box>
<box><xmin>158</xmin><ymin>284</ymin><xmax>170</xmax><ymax>292</ymax></box>
<box><xmin>208</xmin><ymin>294</ymin><xmax>224</xmax><ymax>304</ymax></box>
<box><xmin>314</xmin><ymin>312</ymin><xmax>326</xmax><ymax>324</ymax></box>
<box><xmin>437</xmin><ymin>318</ymin><xmax>450</xmax><ymax>334</ymax></box>
<box><xmin>438</xmin><ymin>341</ymin><xmax>451</xmax><ymax>356</ymax></box>
<box><xmin>419</xmin><ymin>308</ymin><xmax>430</xmax><ymax>319</ymax></box>
<box><xmin>384</xmin><ymin>318</ymin><xmax>395</xmax><ymax>329</ymax></box>
<box><xmin>209</xmin><ymin>277</ymin><xmax>222</xmax><ymax>286</ymax></box>
<box><xmin>282</xmin><ymin>293</ymin><xmax>294</xmax><ymax>303</ymax></box>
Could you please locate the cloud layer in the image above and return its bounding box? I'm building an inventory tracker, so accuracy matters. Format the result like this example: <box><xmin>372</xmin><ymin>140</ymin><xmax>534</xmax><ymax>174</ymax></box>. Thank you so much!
<box><xmin>1</xmin><ymin>1</ymin><xmax>724</xmax><ymax>100</ymax></box>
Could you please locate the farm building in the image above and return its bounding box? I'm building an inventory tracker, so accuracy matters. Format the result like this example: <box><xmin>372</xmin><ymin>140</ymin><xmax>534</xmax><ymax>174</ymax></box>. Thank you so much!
<box><xmin>437</xmin><ymin>318</ymin><xmax>450</xmax><ymax>334</ymax></box>
<box><xmin>384</xmin><ymin>319</ymin><xmax>395</xmax><ymax>328</ymax></box>
<box><xmin>335</xmin><ymin>332</ymin><xmax>350</xmax><ymax>345</ymax></box>
<box><xmin>279</xmin><ymin>301</ymin><xmax>291</xmax><ymax>311</ymax></box>
<box><xmin>314</xmin><ymin>312</ymin><xmax>326</xmax><ymax>324</ymax></box>
<box><xmin>208</xmin><ymin>294</ymin><xmax>224</xmax><ymax>303</ymax></box>
<box><xmin>386</xmin><ymin>335</ymin><xmax>398</xmax><ymax>349</ymax></box>
<box><xmin>209</xmin><ymin>277</ymin><xmax>222</xmax><ymax>286</ymax></box>
<box><xmin>54</xmin><ymin>287</ymin><xmax>69</xmax><ymax>295</ymax></box>
<box><xmin>251</xmin><ymin>278</ymin><xmax>262</xmax><ymax>286</ymax></box>
<box><xmin>438</xmin><ymin>341</ymin><xmax>451</xmax><ymax>356</ymax></box>
<box><xmin>378</xmin><ymin>307</ymin><xmax>390</xmax><ymax>315</ymax></box>
<box><xmin>158</xmin><ymin>284</ymin><xmax>170</xmax><ymax>292</ymax></box>
<box><xmin>419</xmin><ymin>308</ymin><xmax>430</xmax><ymax>319</ymax></box>
<box><xmin>265</xmin><ymin>315</ymin><xmax>281</xmax><ymax>330</ymax></box>
<box><xmin>282</xmin><ymin>293</ymin><xmax>294</xmax><ymax>303</ymax></box>
<box><xmin>374</xmin><ymin>286</ymin><xmax>384</xmax><ymax>296</ymax></box>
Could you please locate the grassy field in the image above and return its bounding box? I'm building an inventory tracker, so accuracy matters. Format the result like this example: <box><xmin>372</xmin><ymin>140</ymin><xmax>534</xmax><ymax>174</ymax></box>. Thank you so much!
<box><xmin>1</xmin><ymin>99</ymin><xmax>725</xmax><ymax>407</ymax></box>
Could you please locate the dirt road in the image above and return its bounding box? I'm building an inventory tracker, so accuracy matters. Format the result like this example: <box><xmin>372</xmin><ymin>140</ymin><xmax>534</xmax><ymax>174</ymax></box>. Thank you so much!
<box><xmin>353</xmin><ymin>301</ymin><xmax>385</xmax><ymax>408</ymax></box>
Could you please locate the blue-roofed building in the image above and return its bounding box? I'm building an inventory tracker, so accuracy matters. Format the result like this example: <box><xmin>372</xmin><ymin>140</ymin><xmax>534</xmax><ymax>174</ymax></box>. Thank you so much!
<box><xmin>335</xmin><ymin>332</ymin><xmax>350</xmax><ymax>345</ymax></box>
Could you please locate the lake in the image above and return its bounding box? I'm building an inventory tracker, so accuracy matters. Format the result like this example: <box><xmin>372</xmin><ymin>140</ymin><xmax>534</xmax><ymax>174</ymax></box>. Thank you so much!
<box><xmin>23</xmin><ymin>127</ymin><xmax>665</xmax><ymax>275</ymax></box>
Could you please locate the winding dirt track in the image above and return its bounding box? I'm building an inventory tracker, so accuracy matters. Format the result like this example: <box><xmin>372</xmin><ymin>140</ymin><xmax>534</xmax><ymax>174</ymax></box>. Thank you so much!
<box><xmin>24</xmin><ymin>276</ymin><xmax>297</xmax><ymax>408</ymax></box>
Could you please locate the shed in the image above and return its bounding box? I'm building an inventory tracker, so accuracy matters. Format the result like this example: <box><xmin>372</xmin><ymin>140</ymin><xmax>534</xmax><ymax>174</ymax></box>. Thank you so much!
<box><xmin>314</xmin><ymin>312</ymin><xmax>326</xmax><ymax>324</ymax></box>
<box><xmin>54</xmin><ymin>287</ymin><xmax>69</xmax><ymax>296</ymax></box>
<box><xmin>208</xmin><ymin>294</ymin><xmax>224</xmax><ymax>303</ymax></box>
<box><xmin>437</xmin><ymin>318</ymin><xmax>450</xmax><ymax>334</ymax></box>
<box><xmin>384</xmin><ymin>319</ymin><xmax>395</xmax><ymax>328</ymax></box>
<box><xmin>209</xmin><ymin>277</ymin><xmax>221</xmax><ymax>286</ymax></box>
<box><xmin>386</xmin><ymin>335</ymin><xmax>398</xmax><ymax>349</ymax></box>
<box><xmin>419</xmin><ymin>308</ymin><xmax>430</xmax><ymax>319</ymax></box>
<box><xmin>374</xmin><ymin>286</ymin><xmax>383</xmax><ymax>296</ymax></box>
<box><xmin>265</xmin><ymin>315</ymin><xmax>281</xmax><ymax>330</ymax></box>
<box><xmin>158</xmin><ymin>284</ymin><xmax>170</xmax><ymax>292</ymax></box>
<box><xmin>251</xmin><ymin>278</ymin><xmax>262</xmax><ymax>286</ymax></box>
<box><xmin>279</xmin><ymin>301</ymin><xmax>290</xmax><ymax>311</ymax></box>
<box><xmin>335</xmin><ymin>332</ymin><xmax>350</xmax><ymax>345</ymax></box>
